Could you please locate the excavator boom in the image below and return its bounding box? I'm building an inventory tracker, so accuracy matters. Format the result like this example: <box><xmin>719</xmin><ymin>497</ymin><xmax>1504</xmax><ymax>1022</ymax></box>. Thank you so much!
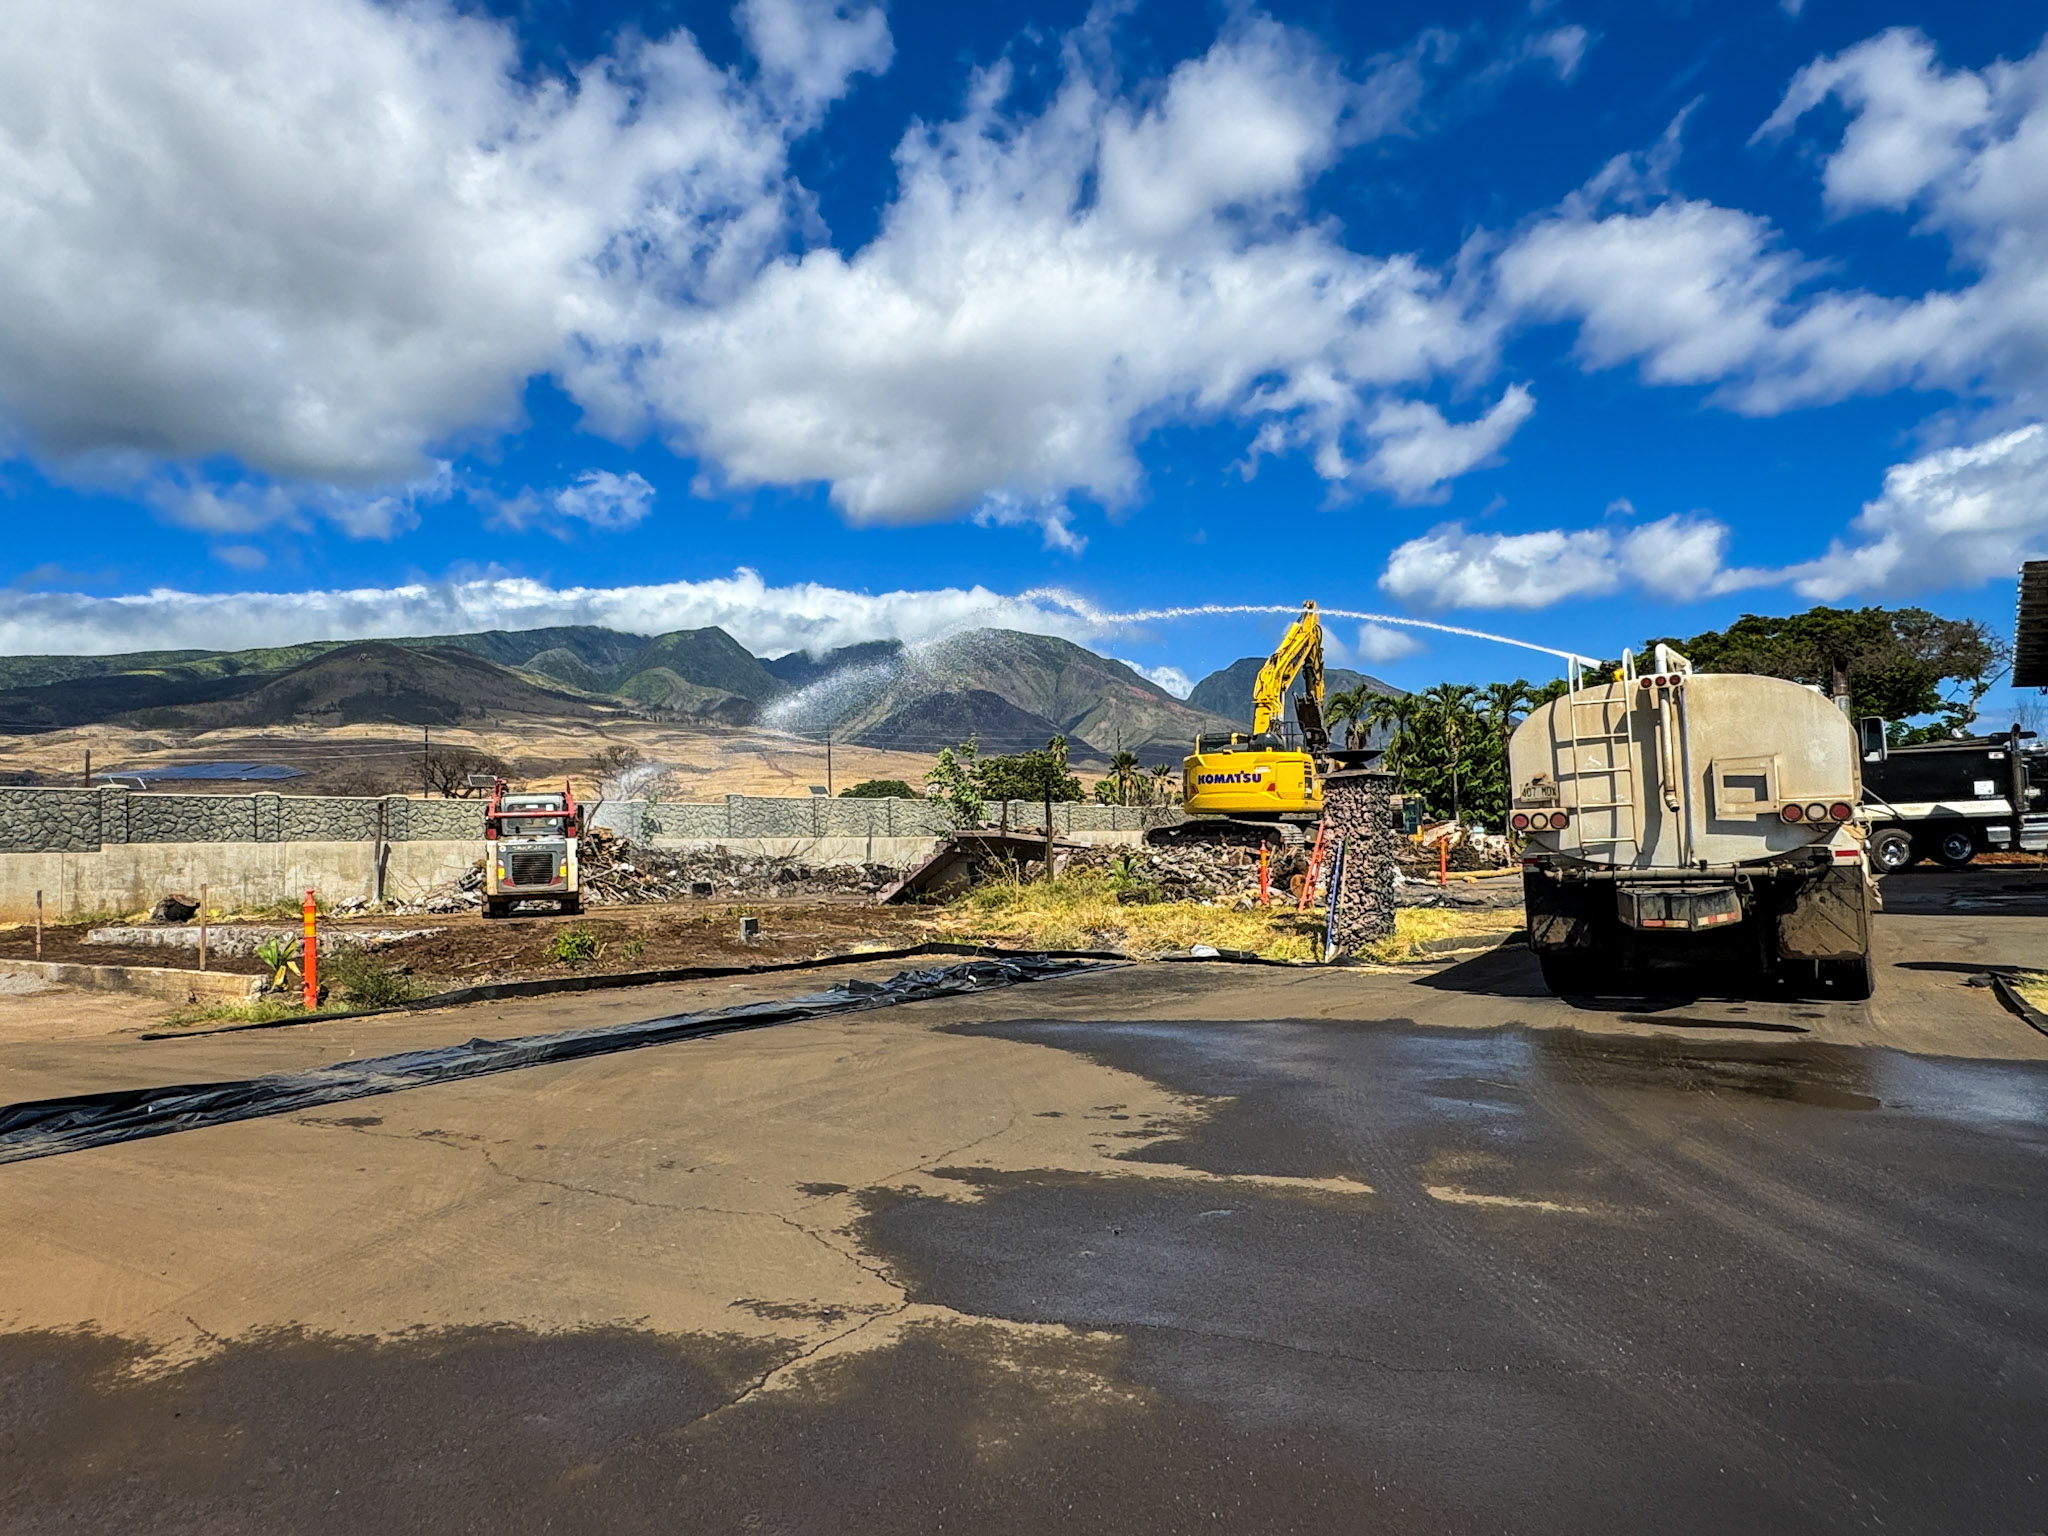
<box><xmin>1171</xmin><ymin>599</ymin><xmax>1328</xmax><ymax>830</ymax></box>
<box><xmin>1250</xmin><ymin>601</ymin><xmax>1327</xmax><ymax>749</ymax></box>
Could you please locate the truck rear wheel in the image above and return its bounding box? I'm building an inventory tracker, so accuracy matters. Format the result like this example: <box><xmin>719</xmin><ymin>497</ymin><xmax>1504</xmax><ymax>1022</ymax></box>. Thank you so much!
<box><xmin>482</xmin><ymin>898</ymin><xmax>506</xmax><ymax>920</ymax></box>
<box><xmin>1537</xmin><ymin>952</ymin><xmax>1595</xmax><ymax>998</ymax></box>
<box><xmin>1869</xmin><ymin>827</ymin><xmax>1915</xmax><ymax>873</ymax></box>
<box><xmin>1818</xmin><ymin>953</ymin><xmax>1875</xmax><ymax>1001</ymax></box>
<box><xmin>1929</xmin><ymin>826</ymin><xmax>1977</xmax><ymax>869</ymax></box>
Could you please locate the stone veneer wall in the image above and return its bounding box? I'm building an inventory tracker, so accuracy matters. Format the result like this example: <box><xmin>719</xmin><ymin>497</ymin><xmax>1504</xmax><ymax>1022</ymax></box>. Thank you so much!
<box><xmin>1320</xmin><ymin>769</ymin><xmax>1397</xmax><ymax>955</ymax></box>
<box><xmin>0</xmin><ymin>787</ymin><xmax>1174</xmax><ymax>853</ymax></box>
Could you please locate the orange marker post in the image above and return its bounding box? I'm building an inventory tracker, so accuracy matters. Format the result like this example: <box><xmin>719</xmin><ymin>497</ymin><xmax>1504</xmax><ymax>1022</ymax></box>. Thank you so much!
<box><xmin>1438</xmin><ymin>838</ymin><xmax>1448</xmax><ymax>888</ymax></box>
<box><xmin>302</xmin><ymin>888</ymin><xmax>318</xmax><ymax>1011</ymax></box>
<box><xmin>1258</xmin><ymin>842</ymin><xmax>1271</xmax><ymax>907</ymax></box>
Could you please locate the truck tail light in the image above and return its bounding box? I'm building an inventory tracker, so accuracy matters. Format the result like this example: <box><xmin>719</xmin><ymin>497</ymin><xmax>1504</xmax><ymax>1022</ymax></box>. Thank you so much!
<box><xmin>1782</xmin><ymin>804</ymin><xmax>1804</xmax><ymax>822</ymax></box>
<box><xmin>484</xmin><ymin>825</ymin><xmax>497</xmax><ymax>840</ymax></box>
<box><xmin>1510</xmin><ymin>812</ymin><xmax>1530</xmax><ymax>831</ymax></box>
<box><xmin>1548</xmin><ymin>811</ymin><xmax>1571</xmax><ymax>831</ymax></box>
<box><xmin>1828</xmin><ymin>802</ymin><xmax>1852</xmax><ymax>821</ymax></box>
<box><xmin>1805</xmin><ymin>802</ymin><xmax>1827</xmax><ymax>822</ymax></box>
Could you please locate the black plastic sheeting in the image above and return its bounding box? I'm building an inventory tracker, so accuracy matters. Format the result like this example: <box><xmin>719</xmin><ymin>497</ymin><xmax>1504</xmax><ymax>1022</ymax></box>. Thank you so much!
<box><xmin>0</xmin><ymin>956</ymin><xmax>1114</xmax><ymax>1166</ymax></box>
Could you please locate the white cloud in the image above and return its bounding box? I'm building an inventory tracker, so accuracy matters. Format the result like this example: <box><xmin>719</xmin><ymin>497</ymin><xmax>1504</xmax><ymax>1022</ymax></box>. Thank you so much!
<box><xmin>1787</xmin><ymin>423</ymin><xmax>2048</xmax><ymax>599</ymax></box>
<box><xmin>1496</xmin><ymin>30</ymin><xmax>2048</xmax><ymax>420</ymax></box>
<box><xmin>0</xmin><ymin>569</ymin><xmax>1146</xmax><ymax>659</ymax></box>
<box><xmin>0</xmin><ymin>0</ymin><xmax>848</xmax><ymax>522</ymax></box>
<box><xmin>1118</xmin><ymin>660</ymin><xmax>1195</xmax><ymax>698</ymax></box>
<box><xmin>569</xmin><ymin>16</ymin><xmax>1507</xmax><ymax>524</ymax></box>
<box><xmin>1359</xmin><ymin>385</ymin><xmax>1534</xmax><ymax>501</ymax></box>
<box><xmin>971</xmin><ymin>496</ymin><xmax>1087</xmax><ymax>555</ymax></box>
<box><xmin>552</xmin><ymin>470</ymin><xmax>657</xmax><ymax>532</ymax></box>
<box><xmin>1379</xmin><ymin>513</ymin><xmax>1760</xmax><ymax>609</ymax></box>
<box><xmin>1355</xmin><ymin>623</ymin><xmax>1423</xmax><ymax>662</ymax></box>
<box><xmin>0</xmin><ymin>2</ymin><xmax>1543</xmax><ymax>544</ymax></box>
<box><xmin>736</xmin><ymin>0</ymin><xmax>892</xmax><ymax>123</ymax></box>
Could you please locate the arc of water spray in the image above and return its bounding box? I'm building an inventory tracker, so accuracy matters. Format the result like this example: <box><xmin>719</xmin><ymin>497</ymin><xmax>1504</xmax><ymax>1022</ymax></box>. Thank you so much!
<box><xmin>1019</xmin><ymin>592</ymin><xmax>1606</xmax><ymax>668</ymax></box>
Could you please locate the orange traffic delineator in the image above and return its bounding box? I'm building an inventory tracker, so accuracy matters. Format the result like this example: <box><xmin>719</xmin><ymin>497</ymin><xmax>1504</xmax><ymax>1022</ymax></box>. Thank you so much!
<box><xmin>302</xmin><ymin>888</ymin><xmax>318</xmax><ymax>1011</ymax></box>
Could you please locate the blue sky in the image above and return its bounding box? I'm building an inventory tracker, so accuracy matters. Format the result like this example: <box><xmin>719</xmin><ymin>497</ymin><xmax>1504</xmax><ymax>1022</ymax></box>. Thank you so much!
<box><xmin>1</xmin><ymin>0</ymin><xmax>2044</xmax><ymax>723</ymax></box>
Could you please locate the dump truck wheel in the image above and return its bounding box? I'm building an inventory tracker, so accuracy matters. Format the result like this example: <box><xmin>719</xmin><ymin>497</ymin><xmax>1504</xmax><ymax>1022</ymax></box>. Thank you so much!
<box><xmin>1869</xmin><ymin>827</ymin><xmax>1915</xmax><ymax>873</ymax></box>
<box><xmin>1537</xmin><ymin>952</ymin><xmax>1595</xmax><ymax>997</ymax></box>
<box><xmin>560</xmin><ymin>897</ymin><xmax>582</xmax><ymax>916</ymax></box>
<box><xmin>1929</xmin><ymin>826</ymin><xmax>1977</xmax><ymax>869</ymax></box>
<box><xmin>482</xmin><ymin>898</ymin><xmax>506</xmax><ymax>920</ymax></box>
<box><xmin>1819</xmin><ymin>954</ymin><xmax>1875</xmax><ymax>1001</ymax></box>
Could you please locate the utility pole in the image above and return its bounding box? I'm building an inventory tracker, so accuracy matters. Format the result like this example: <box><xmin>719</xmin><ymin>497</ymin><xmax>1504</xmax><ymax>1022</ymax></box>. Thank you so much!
<box><xmin>83</xmin><ymin>748</ymin><xmax>90</xmax><ymax>787</ymax></box>
<box><xmin>826</xmin><ymin>732</ymin><xmax>833</xmax><ymax>796</ymax></box>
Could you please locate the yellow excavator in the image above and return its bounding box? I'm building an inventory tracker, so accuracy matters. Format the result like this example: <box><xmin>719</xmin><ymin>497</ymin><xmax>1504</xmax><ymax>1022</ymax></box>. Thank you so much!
<box><xmin>1169</xmin><ymin>600</ymin><xmax>1329</xmax><ymax>840</ymax></box>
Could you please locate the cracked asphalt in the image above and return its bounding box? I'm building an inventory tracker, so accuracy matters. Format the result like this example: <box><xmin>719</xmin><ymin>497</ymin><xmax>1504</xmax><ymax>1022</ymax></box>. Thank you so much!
<box><xmin>0</xmin><ymin>869</ymin><xmax>2044</xmax><ymax>1533</ymax></box>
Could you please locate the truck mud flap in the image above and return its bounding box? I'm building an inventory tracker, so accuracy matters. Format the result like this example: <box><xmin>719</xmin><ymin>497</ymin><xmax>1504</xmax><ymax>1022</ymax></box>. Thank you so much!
<box><xmin>1776</xmin><ymin>867</ymin><xmax>1871</xmax><ymax>962</ymax></box>
<box><xmin>0</xmin><ymin>957</ymin><xmax>1115</xmax><ymax>1167</ymax></box>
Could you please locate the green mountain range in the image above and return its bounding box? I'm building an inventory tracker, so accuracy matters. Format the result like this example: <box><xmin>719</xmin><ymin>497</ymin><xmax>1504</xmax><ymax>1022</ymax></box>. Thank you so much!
<box><xmin>0</xmin><ymin>623</ymin><xmax>1401</xmax><ymax>762</ymax></box>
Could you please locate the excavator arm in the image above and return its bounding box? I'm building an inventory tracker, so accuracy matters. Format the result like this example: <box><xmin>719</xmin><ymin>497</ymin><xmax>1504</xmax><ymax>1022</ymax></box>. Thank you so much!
<box><xmin>1250</xmin><ymin>601</ymin><xmax>1327</xmax><ymax>750</ymax></box>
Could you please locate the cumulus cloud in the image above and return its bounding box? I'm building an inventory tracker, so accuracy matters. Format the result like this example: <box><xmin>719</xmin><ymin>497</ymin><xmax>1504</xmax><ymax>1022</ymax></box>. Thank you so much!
<box><xmin>0</xmin><ymin>0</ymin><xmax>820</xmax><ymax>493</ymax></box>
<box><xmin>1358</xmin><ymin>385</ymin><xmax>1534</xmax><ymax>501</ymax></box>
<box><xmin>1</xmin><ymin>2</ymin><xmax>1560</xmax><ymax>543</ymax></box>
<box><xmin>1787</xmin><ymin>423</ymin><xmax>2048</xmax><ymax>599</ymax></box>
<box><xmin>1497</xmin><ymin>30</ymin><xmax>2048</xmax><ymax>419</ymax></box>
<box><xmin>1354</xmin><ymin>623</ymin><xmax>1424</xmax><ymax>663</ymax></box>
<box><xmin>0</xmin><ymin>569</ymin><xmax>1144</xmax><ymax>659</ymax></box>
<box><xmin>1118</xmin><ymin>660</ymin><xmax>1195</xmax><ymax>698</ymax></box>
<box><xmin>1379</xmin><ymin>513</ymin><xmax>1760</xmax><ymax>609</ymax></box>
<box><xmin>737</xmin><ymin>0</ymin><xmax>892</xmax><ymax>122</ymax></box>
<box><xmin>575</xmin><ymin>15</ymin><xmax>1509</xmax><ymax>524</ymax></box>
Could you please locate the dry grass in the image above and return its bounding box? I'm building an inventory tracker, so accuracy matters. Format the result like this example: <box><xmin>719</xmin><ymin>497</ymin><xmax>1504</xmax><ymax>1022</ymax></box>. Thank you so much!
<box><xmin>931</xmin><ymin>870</ymin><xmax>1525</xmax><ymax>964</ymax></box>
<box><xmin>158</xmin><ymin>996</ymin><xmax>305</xmax><ymax>1029</ymax></box>
<box><xmin>1357</xmin><ymin>906</ymin><xmax>1526</xmax><ymax>965</ymax></box>
<box><xmin>2015</xmin><ymin>972</ymin><xmax>2048</xmax><ymax>1012</ymax></box>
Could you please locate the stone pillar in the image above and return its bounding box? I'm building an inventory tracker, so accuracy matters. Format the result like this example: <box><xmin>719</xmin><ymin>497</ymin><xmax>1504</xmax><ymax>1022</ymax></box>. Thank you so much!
<box><xmin>97</xmin><ymin>786</ymin><xmax>130</xmax><ymax>846</ymax></box>
<box><xmin>253</xmin><ymin>792</ymin><xmax>282</xmax><ymax>843</ymax></box>
<box><xmin>1321</xmin><ymin>768</ymin><xmax>1396</xmax><ymax>957</ymax></box>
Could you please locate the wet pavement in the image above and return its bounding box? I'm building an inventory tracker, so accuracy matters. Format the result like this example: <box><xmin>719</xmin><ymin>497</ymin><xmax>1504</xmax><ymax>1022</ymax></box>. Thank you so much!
<box><xmin>0</xmin><ymin>871</ymin><xmax>2043</xmax><ymax>1533</ymax></box>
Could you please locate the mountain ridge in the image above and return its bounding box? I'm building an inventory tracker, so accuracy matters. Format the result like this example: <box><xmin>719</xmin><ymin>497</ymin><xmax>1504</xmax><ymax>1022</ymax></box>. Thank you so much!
<box><xmin>0</xmin><ymin>624</ymin><xmax>1394</xmax><ymax>758</ymax></box>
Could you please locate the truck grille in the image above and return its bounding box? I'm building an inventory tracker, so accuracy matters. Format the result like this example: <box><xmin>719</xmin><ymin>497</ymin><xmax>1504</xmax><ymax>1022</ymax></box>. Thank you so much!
<box><xmin>505</xmin><ymin>849</ymin><xmax>560</xmax><ymax>887</ymax></box>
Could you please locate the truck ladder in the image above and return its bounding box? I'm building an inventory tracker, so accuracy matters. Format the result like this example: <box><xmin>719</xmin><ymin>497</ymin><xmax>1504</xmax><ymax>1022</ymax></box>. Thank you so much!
<box><xmin>1561</xmin><ymin>682</ymin><xmax>1640</xmax><ymax>862</ymax></box>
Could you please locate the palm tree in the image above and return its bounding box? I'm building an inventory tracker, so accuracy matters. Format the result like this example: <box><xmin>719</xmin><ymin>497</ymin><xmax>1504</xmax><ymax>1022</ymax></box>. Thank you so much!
<box><xmin>1324</xmin><ymin>684</ymin><xmax>1374</xmax><ymax>748</ymax></box>
<box><xmin>1420</xmin><ymin>682</ymin><xmax>1480</xmax><ymax>822</ymax></box>
<box><xmin>1360</xmin><ymin>690</ymin><xmax>1408</xmax><ymax>750</ymax></box>
<box><xmin>1149</xmin><ymin>762</ymin><xmax>1177</xmax><ymax>806</ymax></box>
<box><xmin>1108</xmin><ymin>748</ymin><xmax>1140</xmax><ymax>806</ymax></box>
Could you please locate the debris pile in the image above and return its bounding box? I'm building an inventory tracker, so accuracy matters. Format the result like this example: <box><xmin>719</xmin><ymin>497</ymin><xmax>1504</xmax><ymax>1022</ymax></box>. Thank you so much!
<box><xmin>395</xmin><ymin>829</ymin><xmax>899</xmax><ymax>913</ymax></box>
<box><xmin>1065</xmin><ymin>841</ymin><xmax>1306</xmax><ymax>904</ymax></box>
<box><xmin>1397</xmin><ymin>822</ymin><xmax>1513</xmax><ymax>875</ymax></box>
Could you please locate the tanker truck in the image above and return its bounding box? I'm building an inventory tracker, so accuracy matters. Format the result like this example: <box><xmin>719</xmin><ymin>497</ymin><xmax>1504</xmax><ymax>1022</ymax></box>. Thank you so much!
<box><xmin>1510</xmin><ymin>645</ymin><xmax>1875</xmax><ymax>999</ymax></box>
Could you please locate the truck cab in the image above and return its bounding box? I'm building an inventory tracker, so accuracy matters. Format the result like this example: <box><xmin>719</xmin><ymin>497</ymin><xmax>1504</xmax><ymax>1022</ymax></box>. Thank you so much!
<box><xmin>1856</xmin><ymin>720</ymin><xmax>2046</xmax><ymax>871</ymax></box>
<box><xmin>482</xmin><ymin>782</ymin><xmax>581</xmax><ymax>918</ymax></box>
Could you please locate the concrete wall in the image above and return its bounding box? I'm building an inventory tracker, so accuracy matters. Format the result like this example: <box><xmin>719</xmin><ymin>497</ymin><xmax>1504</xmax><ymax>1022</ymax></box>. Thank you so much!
<box><xmin>0</xmin><ymin>841</ymin><xmax>477</xmax><ymax>922</ymax></box>
<box><xmin>0</xmin><ymin>786</ymin><xmax>1173</xmax><ymax>919</ymax></box>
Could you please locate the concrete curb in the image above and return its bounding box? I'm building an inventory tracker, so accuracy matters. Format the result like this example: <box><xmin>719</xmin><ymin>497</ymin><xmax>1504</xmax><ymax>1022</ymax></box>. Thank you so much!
<box><xmin>1991</xmin><ymin>973</ymin><xmax>2048</xmax><ymax>1037</ymax></box>
<box><xmin>0</xmin><ymin>957</ymin><xmax>261</xmax><ymax>1004</ymax></box>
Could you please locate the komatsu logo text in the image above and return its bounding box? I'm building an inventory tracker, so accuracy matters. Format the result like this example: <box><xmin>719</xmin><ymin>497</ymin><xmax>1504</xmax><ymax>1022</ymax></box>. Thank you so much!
<box><xmin>1196</xmin><ymin>770</ymin><xmax>1266</xmax><ymax>786</ymax></box>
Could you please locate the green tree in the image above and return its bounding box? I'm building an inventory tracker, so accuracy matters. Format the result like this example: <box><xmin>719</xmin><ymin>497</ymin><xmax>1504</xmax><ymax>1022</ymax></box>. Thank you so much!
<box><xmin>1324</xmin><ymin>684</ymin><xmax>1378</xmax><ymax>748</ymax></box>
<box><xmin>1649</xmin><ymin>605</ymin><xmax>2008</xmax><ymax>742</ymax></box>
<box><xmin>840</xmin><ymin>779</ymin><xmax>915</xmax><ymax>799</ymax></box>
<box><xmin>925</xmin><ymin>737</ymin><xmax>985</xmax><ymax>826</ymax></box>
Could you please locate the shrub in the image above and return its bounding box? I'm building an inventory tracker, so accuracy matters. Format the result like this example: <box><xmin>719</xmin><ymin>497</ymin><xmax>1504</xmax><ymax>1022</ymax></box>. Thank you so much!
<box><xmin>549</xmin><ymin>924</ymin><xmax>603</xmax><ymax>966</ymax></box>
<box><xmin>840</xmin><ymin>779</ymin><xmax>915</xmax><ymax>799</ymax></box>
<box><xmin>323</xmin><ymin>944</ymin><xmax>421</xmax><ymax>1008</ymax></box>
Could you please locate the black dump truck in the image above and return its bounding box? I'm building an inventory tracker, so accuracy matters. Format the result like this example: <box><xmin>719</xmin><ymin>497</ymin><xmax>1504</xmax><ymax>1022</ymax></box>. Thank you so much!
<box><xmin>1857</xmin><ymin>719</ymin><xmax>2048</xmax><ymax>871</ymax></box>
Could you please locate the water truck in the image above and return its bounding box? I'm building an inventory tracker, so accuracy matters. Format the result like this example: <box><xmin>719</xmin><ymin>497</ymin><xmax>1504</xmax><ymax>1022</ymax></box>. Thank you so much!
<box><xmin>1510</xmin><ymin>645</ymin><xmax>1875</xmax><ymax>999</ymax></box>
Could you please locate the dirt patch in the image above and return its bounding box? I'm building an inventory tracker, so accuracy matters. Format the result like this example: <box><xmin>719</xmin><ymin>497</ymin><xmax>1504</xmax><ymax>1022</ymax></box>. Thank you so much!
<box><xmin>376</xmin><ymin>900</ymin><xmax>936</xmax><ymax>986</ymax></box>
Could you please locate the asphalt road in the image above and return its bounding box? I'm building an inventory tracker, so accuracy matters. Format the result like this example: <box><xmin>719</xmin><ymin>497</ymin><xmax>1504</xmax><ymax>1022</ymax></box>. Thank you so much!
<box><xmin>0</xmin><ymin>869</ymin><xmax>2043</xmax><ymax>1533</ymax></box>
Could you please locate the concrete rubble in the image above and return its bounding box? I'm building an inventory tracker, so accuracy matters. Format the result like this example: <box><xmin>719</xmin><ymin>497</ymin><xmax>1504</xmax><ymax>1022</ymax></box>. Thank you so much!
<box><xmin>396</xmin><ymin>829</ymin><xmax>899</xmax><ymax>913</ymax></box>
